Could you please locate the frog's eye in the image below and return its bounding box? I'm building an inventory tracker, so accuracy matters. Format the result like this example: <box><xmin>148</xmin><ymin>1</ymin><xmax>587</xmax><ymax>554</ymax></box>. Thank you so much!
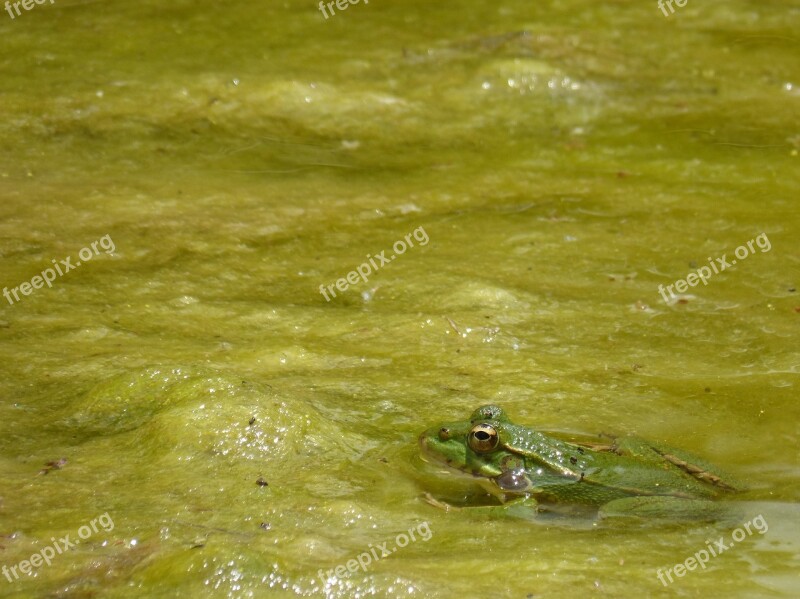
<box><xmin>468</xmin><ymin>424</ymin><xmax>499</xmax><ymax>453</ymax></box>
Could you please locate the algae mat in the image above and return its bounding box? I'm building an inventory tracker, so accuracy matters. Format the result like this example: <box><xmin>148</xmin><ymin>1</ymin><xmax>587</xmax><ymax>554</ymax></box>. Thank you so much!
<box><xmin>0</xmin><ymin>0</ymin><xmax>798</xmax><ymax>597</ymax></box>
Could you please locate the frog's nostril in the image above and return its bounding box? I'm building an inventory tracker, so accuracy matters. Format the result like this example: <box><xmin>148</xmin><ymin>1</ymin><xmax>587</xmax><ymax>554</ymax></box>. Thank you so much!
<box><xmin>439</xmin><ymin>427</ymin><xmax>450</xmax><ymax>440</ymax></box>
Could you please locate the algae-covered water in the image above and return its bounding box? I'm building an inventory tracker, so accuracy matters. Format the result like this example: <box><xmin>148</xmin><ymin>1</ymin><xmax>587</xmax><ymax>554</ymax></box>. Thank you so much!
<box><xmin>1</xmin><ymin>0</ymin><xmax>798</xmax><ymax>596</ymax></box>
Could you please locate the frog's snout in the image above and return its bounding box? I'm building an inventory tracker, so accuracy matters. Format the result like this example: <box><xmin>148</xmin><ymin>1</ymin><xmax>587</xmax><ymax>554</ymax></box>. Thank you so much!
<box><xmin>419</xmin><ymin>426</ymin><xmax>452</xmax><ymax>452</ymax></box>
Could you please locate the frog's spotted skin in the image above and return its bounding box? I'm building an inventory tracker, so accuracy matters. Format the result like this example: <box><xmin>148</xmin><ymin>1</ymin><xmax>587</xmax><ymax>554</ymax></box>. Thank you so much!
<box><xmin>419</xmin><ymin>405</ymin><xmax>739</xmax><ymax>519</ymax></box>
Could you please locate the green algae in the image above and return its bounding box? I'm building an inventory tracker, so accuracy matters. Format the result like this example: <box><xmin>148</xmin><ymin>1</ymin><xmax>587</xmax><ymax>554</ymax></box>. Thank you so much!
<box><xmin>0</xmin><ymin>0</ymin><xmax>798</xmax><ymax>596</ymax></box>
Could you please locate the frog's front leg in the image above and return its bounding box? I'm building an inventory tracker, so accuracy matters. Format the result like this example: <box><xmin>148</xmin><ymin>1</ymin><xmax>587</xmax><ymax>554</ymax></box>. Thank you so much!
<box><xmin>422</xmin><ymin>492</ymin><xmax>461</xmax><ymax>512</ymax></box>
<box><xmin>487</xmin><ymin>494</ymin><xmax>541</xmax><ymax>519</ymax></box>
<box><xmin>422</xmin><ymin>488</ymin><xmax>540</xmax><ymax>517</ymax></box>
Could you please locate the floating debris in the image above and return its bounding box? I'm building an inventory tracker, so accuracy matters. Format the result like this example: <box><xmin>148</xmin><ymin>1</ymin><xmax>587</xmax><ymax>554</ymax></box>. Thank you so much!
<box><xmin>38</xmin><ymin>458</ymin><xmax>67</xmax><ymax>475</ymax></box>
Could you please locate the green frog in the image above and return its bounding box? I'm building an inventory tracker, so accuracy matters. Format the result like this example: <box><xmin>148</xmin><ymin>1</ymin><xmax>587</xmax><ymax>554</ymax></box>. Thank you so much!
<box><xmin>418</xmin><ymin>405</ymin><xmax>739</xmax><ymax>519</ymax></box>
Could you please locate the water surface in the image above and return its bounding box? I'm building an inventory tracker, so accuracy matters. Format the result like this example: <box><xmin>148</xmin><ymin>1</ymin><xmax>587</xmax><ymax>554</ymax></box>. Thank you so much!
<box><xmin>0</xmin><ymin>0</ymin><xmax>798</xmax><ymax>596</ymax></box>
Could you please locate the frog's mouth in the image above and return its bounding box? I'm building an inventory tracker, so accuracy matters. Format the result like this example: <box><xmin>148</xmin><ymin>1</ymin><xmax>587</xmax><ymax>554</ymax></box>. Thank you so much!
<box><xmin>417</xmin><ymin>434</ymin><xmax>442</xmax><ymax>464</ymax></box>
<box><xmin>418</xmin><ymin>432</ymin><xmax>467</xmax><ymax>474</ymax></box>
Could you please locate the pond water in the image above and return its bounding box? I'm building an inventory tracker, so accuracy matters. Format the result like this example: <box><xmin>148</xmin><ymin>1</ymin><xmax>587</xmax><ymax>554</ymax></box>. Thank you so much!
<box><xmin>0</xmin><ymin>0</ymin><xmax>798</xmax><ymax>597</ymax></box>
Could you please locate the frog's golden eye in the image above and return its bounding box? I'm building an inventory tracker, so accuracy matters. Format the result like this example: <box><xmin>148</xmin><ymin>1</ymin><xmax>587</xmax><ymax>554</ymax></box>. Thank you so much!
<box><xmin>468</xmin><ymin>424</ymin><xmax>499</xmax><ymax>453</ymax></box>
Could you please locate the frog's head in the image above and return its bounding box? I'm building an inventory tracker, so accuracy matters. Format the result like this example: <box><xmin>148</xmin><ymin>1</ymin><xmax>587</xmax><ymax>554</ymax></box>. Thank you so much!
<box><xmin>418</xmin><ymin>407</ymin><xmax>522</xmax><ymax>480</ymax></box>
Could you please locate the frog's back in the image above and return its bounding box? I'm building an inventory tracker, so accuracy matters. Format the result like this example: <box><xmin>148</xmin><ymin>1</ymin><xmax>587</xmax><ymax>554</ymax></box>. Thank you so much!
<box><xmin>501</xmin><ymin>425</ymin><xmax>732</xmax><ymax>503</ymax></box>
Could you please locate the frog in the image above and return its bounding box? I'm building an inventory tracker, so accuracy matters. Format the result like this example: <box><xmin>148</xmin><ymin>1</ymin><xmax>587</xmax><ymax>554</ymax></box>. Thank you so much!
<box><xmin>418</xmin><ymin>405</ymin><xmax>739</xmax><ymax>519</ymax></box>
